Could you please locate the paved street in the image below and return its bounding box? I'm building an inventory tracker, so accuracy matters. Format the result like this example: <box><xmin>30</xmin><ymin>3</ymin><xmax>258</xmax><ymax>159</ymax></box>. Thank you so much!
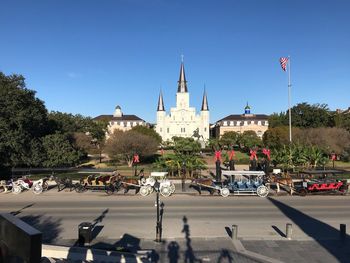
<box><xmin>1</xmin><ymin>189</ymin><xmax>350</xmax><ymax>262</ymax></box>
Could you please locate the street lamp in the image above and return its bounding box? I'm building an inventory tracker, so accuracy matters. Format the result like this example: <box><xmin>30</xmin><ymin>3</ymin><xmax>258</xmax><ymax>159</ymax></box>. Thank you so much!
<box><xmin>154</xmin><ymin>181</ymin><xmax>162</xmax><ymax>242</ymax></box>
<box><xmin>181</xmin><ymin>161</ymin><xmax>186</xmax><ymax>192</ymax></box>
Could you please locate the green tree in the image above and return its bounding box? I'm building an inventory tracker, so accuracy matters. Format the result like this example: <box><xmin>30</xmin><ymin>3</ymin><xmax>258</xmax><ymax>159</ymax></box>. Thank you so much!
<box><xmin>0</xmin><ymin>72</ymin><xmax>49</xmax><ymax>169</ymax></box>
<box><xmin>48</xmin><ymin>111</ymin><xmax>104</xmax><ymax>135</ymax></box>
<box><xmin>42</xmin><ymin>133</ymin><xmax>86</xmax><ymax>168</ymax></box>
<box><xmin>105</xmin><ymin>130</ymin><xmax>158</xmax><ymax>167</ymax></box>
<box><xmin>220</xmin><ymin>131</ymin><xmax>239</xmax><ymax>148</ymax></box>
<box><xmin>268</xmin><ymin>112</ymin><xmax>288</xmax><ymax>128</ymax></box>
<box><xmin>263</xmin><ymin>126</ymin><xmax>301</xmax><ymax>149</ymax></box>
<box><xmin>173</xmin><ymin>137</ymin><xmax>201</xmax><ymax>155</ymax></box>
<box><xmin>238</xmin><ymin>131</ymin><xmax>261</xmax><ymax>150</ymax></box>
<box><xmin>291</xmin><ymin>103</ymin><xmax>332</xmax><ymax>128</ymax></box>
<box><xmin>294</xmin><ymin>127</ymin><xmax>350</xmax><ymax>155</ymax></box>
<box><xmin>131</xmin><ymin>125</ymin><xmax>162</xmax><ymax>144</ymax></box>
<box><xmin>334</xmin><ymin>112</ymin><xmax>350</xmax><ymax>132</ymax></box>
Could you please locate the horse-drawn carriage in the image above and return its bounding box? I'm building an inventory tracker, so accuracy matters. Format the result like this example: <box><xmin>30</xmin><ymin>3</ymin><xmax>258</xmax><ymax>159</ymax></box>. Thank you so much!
<box><xmin>75</xmin><ymin>174</ymin><xmax>121</xmax><ymax>195</ymax></box>
<box><xmin>1</xmin><ymin>176</ymin><xmax>50</xmax><ymax>194</ymax></box>
<box><xmin>296</xmin><ymin>178</ymin><xmax>348</xmax><ymax>196</ymax></box>
<box><xmin>139</xmin><ymin>172</ymin><xmax>175</xmax><ymax>197</ymax></box>
<box><xmin>222</xmin><ymin>171</ymin><xmax>269</xmax><ymax>197</ymax></box>
<box><xmin>190</xmin><ymin>171</ymin><xmax>269</xmax><ymax>197</ymax></box>
<box><xmin>54</xmin><ymin>176</ymin><xmax>75</xmax><ymax>192</ymax></box>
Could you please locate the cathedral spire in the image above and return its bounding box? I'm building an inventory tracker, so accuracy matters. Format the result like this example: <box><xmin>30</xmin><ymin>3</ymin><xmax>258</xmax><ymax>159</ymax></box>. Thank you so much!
<box><xmin>157</xmin><ymin>90</ymin><xmax>165</xmax><ymax>111</ymax></box>
<box><xmin>177</xmin><ymin>58</ymin><xmax>188</xmax><ymax>93</ymax></box>
<box><xmin>201</xmin><ymin>86</ymin><xmax>209</xmax><ymax>111</ymax></box>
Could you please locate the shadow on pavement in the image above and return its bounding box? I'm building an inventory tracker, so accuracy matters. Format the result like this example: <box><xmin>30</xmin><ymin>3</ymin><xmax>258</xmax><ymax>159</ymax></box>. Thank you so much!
<box><xmin>10</xmin><ymin>203</ymin><xmax>35</xmax><ymax>216</ymax></box>
<box><xmin>67</xmin><ymin>207</ymin><xmax>159</xmax><ymax>262</ymax></box>
<box><xmin>268</xmin><ymin>197</ymin><xmax>350</xmax><ymax>263</ymax></box>
<box><xmin>19</xmin><ymin>214</ymin><xmax>62</xmax><ymax>243</ymax></box>
<box><xmin>217</xmin><ymin>249</ymin><xmax>233</xmax><ymax>263</ymax></box>
<box><xmin>224</xmin><ymin>226</ymin><xmax>232</xmax><ymax>238</ymax></box>
<box><xmin>271</xmin><ymin>225</ymin><xmax>286</xmax><ymax>238</ymax></box>
<box><xmin>182</xmin><ymin>216</ymin><xmax>202</xmax><ymax>263</ymax></box>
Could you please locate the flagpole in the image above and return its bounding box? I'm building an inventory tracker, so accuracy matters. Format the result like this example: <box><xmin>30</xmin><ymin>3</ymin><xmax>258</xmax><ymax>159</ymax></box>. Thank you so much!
<box><xmin>288</xmin><ymin>56</ymin><xmax>292</xmax><ymax>143</ymax></box>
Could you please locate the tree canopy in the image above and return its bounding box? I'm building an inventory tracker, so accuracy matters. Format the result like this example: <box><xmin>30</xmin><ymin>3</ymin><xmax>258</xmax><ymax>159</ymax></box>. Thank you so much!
<box><xmin>0</xmin><ymin>73</ymin><xmax>48</xmax><ymax>168</ymax></box>
<box><xmin>105</xmin><ymin>130</ymin><xmax>158</xmax><ymax>166</ymax></box>
<box><xmin>269</xmin><ymin>102</ymin><xmax>333</xmax><ymax>128</ymax></box>
<box><xmin>42</xmin><ymin>133</ymin><xmax>86</xmax><ymax>168</ymax></box>
<box><xmin>131</xmin><ymin>125</ymin><xmax>162</xmax><ymax>144</ymax></box>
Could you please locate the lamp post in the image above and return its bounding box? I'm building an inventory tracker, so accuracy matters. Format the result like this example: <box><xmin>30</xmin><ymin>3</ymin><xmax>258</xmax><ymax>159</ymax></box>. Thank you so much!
<box><xmin>154</xmin><ymin>181</ymin><xmax>162</xmax><ymax>242</ymax></box>
<box><xmin>181</xmin><ymin>161</ymin><xmax>186</xmax><ymax>192</ymax></box>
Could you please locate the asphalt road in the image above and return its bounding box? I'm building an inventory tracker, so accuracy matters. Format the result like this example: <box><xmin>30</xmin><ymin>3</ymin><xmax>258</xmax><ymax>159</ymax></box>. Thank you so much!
<box><xmin>1</xmin><ymin>188</ymin><xmax>350</xmax><ymax>245</ymax></box>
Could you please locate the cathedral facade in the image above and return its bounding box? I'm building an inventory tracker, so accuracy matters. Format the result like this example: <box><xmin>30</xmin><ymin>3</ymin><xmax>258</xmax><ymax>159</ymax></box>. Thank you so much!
<box><xmin>155</xmin><ymin>61</ymin><xmax>210</xmax><ymax>142</ymax></box>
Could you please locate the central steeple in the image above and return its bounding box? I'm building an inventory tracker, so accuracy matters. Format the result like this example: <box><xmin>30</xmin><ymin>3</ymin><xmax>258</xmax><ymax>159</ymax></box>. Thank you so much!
<box><xmin>177</xmin><ymin>59</ymin><xmax>188</xmax><ymax>93</ymax></box>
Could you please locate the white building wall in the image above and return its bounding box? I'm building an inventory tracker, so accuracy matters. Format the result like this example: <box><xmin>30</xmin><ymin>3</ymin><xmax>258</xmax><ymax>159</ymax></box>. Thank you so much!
<box><xmin>156</xmin><ymin>97</ymin><xmax>209</xmax><ymax>142</ymax></box>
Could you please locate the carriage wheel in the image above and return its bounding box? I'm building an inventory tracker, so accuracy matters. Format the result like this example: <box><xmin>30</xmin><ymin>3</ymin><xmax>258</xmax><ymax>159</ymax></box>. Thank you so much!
<box><xmin>220</xmin><ymin>187</ymin><xmax>230</xmax><ymax>197</ymax></box>
<box><xmin>12</xmin><ymin>185</ymin><xmax>22</xmax><ymax>194</ymax></box>
<box><xmin>113</xmin><ymin>181</ymin><xmax>121</xmax><ymax>192</ymax></box>
<box><xmin>170</xmin><ymin>182</ymin><xmax>176</xmax><ymax>194</ymax></box>
<box><xmin>140</xmin><ymin>178</ymin><xmax>146</xmax><ymax>185</ymax></box>
<box><xmin>140</xmin><ymin>186</ymin><xmax>150</xmax><ymax>196</ymax></box>
<box><xmin>75</xmin><ymin>184</ymin><xmax>85</xmax><ymax>193</ymax></box>
<box><xmin>146</xmin><ymin>185</ymin><xmax>153</xmax><ymax>194</ymax></box>
<box><xmin>33</xmin><ymin>183</ymin><xmax>43</xmax><ymax>194</ymax></box>
<box><xmin>339</xmin><ymin>185</ymin><xmax>348</xmax><ymax>195</ymax></box>
<box><xmin>42</xmin><ymin>181</ymin><xmax>49</xmax><ymax>191</ymax></box>
<box><xmin>160</xmin><ymin>185</ymin><xmax>171</xmax><ymax>197</ymax></box>
<box><xmin>148</xmin><ymin>177</ymin><xmax>156</xmax><ymax>186</ymax></box>
<box><xmin>256</xmin><ymin>185</ymin><xmax>269</xmax><ymax>197</ymax></box>
<box><xmin>298</xmin><ymin>188</ymin><xmax>308</xmax><ymax>197</ymax></box>
<box><xmin>105</xmin><ymin>184</ymin><xmax>115</xmax><ymax>195</ymax></box>
<box><xmin>57</xmin><ymin>182</ymin><xmax>65</xmax><ymax>192</ymax></box>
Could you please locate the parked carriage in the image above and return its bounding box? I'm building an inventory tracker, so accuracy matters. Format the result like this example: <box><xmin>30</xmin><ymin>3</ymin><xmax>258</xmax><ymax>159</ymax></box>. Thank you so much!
<box><xmin>0</xmin><ymin>180</ymin><xmax>13</xmax><ymax>193</ymax></box>
<box><xmin>222</xmin><ymin>171</ymin><xmax>269</xmax><ymax>197</ymax></box>
<box><xmin>54</xmin><ymin>176</ymin><xmax>75</xmax><ymax>192</ymax></box>
<box><xmin>139</xmin><ymin>172</ymin><xmax>175</xmax><ymax>197</ymax></box>
<box><xmin>10</xmin><ymin>176</ymin><xmax>50</xmax><ymax>194</ymax></box>
<box><xmin>75</xmin><ymin>174</ymin><xmax>121</xmax><ymax>195</ymax></box>
<box><xmin>191</xmin><ymin>171</ymin><xmax>269</xmax><ymax>197</ymax></box>
<box><xmin>296</xmin><ymin>178</ymin><xmax>348</xmax><ymax>196</ymax></box>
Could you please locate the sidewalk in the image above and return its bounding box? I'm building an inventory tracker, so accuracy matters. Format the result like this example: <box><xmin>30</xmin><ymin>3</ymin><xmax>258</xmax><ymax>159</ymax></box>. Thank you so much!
<box><xmin>42</xmin><ymin>237</ymin><xmax>350</xmax><ymax>263</ymax></box>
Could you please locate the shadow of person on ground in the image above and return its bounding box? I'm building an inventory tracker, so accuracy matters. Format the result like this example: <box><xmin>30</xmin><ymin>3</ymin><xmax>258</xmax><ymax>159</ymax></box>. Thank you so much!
<box><xmin>10</xmin><ymin>203</ymin><xmax>35</xmax><ymax>216</ymax></box>
<box><xmin>91</xmin><ymin>233</ymin><xmax>159</xmax><ymax>262</ymax></box>
<box><xmin>217</xmin><ymin>249</ymin><xmax>233</xmax><ymax>263</ymax></box>
<box><xmin>268</xmin><ymin>197</ymin><xmax>350</xmax><ymax>263</ymax></box>
<box><xmin>182</xmin><ymin>216</ymin><xmax>202</xmax><ymax>263</ymax></box>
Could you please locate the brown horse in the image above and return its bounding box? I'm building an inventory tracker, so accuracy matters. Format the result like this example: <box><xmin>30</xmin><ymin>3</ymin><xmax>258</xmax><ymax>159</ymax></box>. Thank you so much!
<box><xmin>189</xmin><ymin>178</ymin><xmax>217</xmax><ymax>195</ymax></box>
<box><xmin>268</xmin><ymin>174</ymin><xmax>295</xmax><ymax>195</ymax></box>
<box><xmin>118</xmin><ymin>175</ymin><xmax>141</xmax><ymax>194</ymax></box>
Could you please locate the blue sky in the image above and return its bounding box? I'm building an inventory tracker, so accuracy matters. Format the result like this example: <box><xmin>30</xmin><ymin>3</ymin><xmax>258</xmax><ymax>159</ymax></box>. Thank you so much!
<box><xmin>1</xmin><ymin>0</ymin><xmax>349</xmax><ymax>123</ymax></box>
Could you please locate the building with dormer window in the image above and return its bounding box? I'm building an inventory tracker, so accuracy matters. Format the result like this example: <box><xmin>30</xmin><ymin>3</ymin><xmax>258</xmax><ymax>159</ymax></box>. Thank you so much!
<box><xmin>94</xmin><ymin>105</ymin><xmax>146</xmax><ymax>136</ymax></box>
<box><xmin>212</xmin><ymin>103</ymin><xmax>269</xmax><ymax>138</ymax></box>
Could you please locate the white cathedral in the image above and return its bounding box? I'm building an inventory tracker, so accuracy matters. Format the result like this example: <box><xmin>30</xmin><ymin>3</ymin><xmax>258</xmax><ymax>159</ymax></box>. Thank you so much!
<box><xmin>155</xmin><ymin>61</ymin><xmax>210</xmax><ymax>142</ymax></box>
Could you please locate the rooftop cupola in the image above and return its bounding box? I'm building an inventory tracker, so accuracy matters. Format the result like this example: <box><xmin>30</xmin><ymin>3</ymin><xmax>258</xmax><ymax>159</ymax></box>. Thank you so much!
<box><xmin>244</xmin><ymin>102</ymin><xmax>251</xmax><ymax>115</ymax></box>
<box><xmin>113</xmin><ymin>105</ymin><xmax>123</xmax><ymax>117</ymax></box>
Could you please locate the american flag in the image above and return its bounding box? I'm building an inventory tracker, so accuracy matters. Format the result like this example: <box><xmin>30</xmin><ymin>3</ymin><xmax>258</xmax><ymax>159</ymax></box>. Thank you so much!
<box><xmin>279</xmin><ymin>57</ymin><xmax>289</xmax><ymax>71</ymax></box>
